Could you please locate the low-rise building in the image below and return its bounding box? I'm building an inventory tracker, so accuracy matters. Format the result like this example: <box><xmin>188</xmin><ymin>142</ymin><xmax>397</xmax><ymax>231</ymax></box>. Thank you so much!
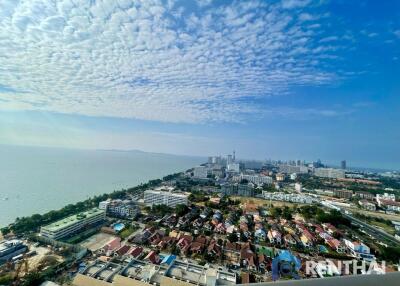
<box><xmin>0</xmin><ymin>240</ymin><xmax>28</xmax><ymax>264</ymax></box>
<box><xmin>314</xmin><ymin>168</ymin><xmax>345</xmax><ymax>179</ymax></box>
<box><xmin>144</xmin><ymin>189</ymin><xmax>188</xmax><ymax>208</ymax></box>
<box><xmin>267</xmin><ymin>229</ymin><xmax>282</xmax><ymax>244</ymax></box>
<box><xmin>379</xmin><ymin>199</ymin><xmax>400</xmax><ymax>212</ymax></box>
<box><xmin>220</xmin><ymin>183</ymin><xmax>254</xmax><ymax>197</ymax></box>
<box><xmin>344</xmin><ymin>239</ymin><xmax>368</xmax><ymax>254</ymax></box>
<box><xmin>235</xmin><ymin>174</ymin><xmax>273</xmax><ymax>185</ymax></box>
<box><xmin>358</xmin><ymin>200</ymin><xmax>376</xmax><ymax>211</ymax></box>
<box><xmin>355</xmin><ymin>191</ymin><xmax>375</xmax><ymax>200</ymax></box>
<box><xmin>40</xmin><ymin>208</ymin><xmax>105</xmax><ymax>240</ymax></box>
<box><xmin>262</xmin><ymin>192</ymin><xmax>315</xmax><ymax>204</ymax></box>
<box><xmin>100</xmin><ymin>199</ymin><xmax>140</xmax><ymax>218</ymax></box>
<box><xmin>376</xmin><ymin>193</ymin><xmax>396</xmax><ymax>206</ymax></box>
<box><xmin>333</xmin><ymin>189</ymin><xmax>353</xmax><ymax>199</ymax></box>
<box><xmin>279</xmin><ymin>165</ymin><xmax>308</xmax><ymax>174</ymax></box>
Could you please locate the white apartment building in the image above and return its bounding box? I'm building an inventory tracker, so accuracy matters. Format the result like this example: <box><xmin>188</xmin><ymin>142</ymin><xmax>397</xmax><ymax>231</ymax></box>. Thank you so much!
<box><xmin>376</xmin><ymin>193</ymin><xmax>396</xmax><ymax>203</ymax></box>
<box><xmin>262</xmin><ymin>192</ymin><xmax>315</xmax><ymax>204</ymax></box>
<box><xmin>193</xmin><ymin>166</ymin><xmax>208</xmax><ymax>178</ymax></box>
<box><xmin>279</xmin><ymin>165</ymin><xmax>308</xmax><ymax>174</ymax></box>
<box><xmin>40</xmin><ymin>208</ymin><xmax>105</xmax><ymax>240</ymax></box>
<box><xmin>227</xmin><ymin>163</ymin><xmax>240</xmax><ymax>173</ymax></box>
<box><xmin>238</xmin><ymin>174</ymin><xmax>273</xmax><ymax>185</ymax></box>
<box><xmin>314</xmin><ymin>168</ymin><xmax>345</xmax><ymax>179</ymax></box>
<box><xmin>144</xmin><ymin>189</ymin><xmax>188</xmax><ymax>208</ymax></box>
<box><xmin>99</xmin><ymin>199</ymin><xmax>140</xmax><ymax>218</ymax></box>
<box><xmin>99</xmin><ymin>200</ymin><xmax>110</xmax><ymax>210</ymax></box>
<box><xmin>295</xmin><ymin>183</ymin><xmax>302</xmax><ymax>192</ymax></box>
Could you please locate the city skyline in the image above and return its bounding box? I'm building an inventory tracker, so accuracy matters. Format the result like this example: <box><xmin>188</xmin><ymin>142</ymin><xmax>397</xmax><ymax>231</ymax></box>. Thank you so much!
<box><xmin>0</xmin><ymin>0</ymin><xmax>399</xmax><ymax>170</ymax></box>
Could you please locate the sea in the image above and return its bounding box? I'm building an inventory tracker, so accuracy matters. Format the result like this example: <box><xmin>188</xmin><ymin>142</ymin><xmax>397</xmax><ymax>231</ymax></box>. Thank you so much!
<box><xmin>0</xmin><ymin>145</ymin><xmax>203</xmax><ymax>227</ymax></box>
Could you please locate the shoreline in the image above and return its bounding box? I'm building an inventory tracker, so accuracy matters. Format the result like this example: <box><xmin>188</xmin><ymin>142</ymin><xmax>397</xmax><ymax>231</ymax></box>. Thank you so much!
<box><xmin>0</xmin><ymin>172</ymin><xmax>182</xmax><ymax>235</ymax></box>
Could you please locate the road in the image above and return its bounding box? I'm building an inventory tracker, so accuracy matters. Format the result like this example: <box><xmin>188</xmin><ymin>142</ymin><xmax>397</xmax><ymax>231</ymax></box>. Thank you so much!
<box><xmin>342</xmin><ymin>212</ymin><xmax>400</xmax><ymax>246</ymax></box>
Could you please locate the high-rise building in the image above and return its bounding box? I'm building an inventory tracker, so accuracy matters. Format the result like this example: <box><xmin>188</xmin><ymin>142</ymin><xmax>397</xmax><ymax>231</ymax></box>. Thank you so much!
<box><xmin>193</xmin><ymin>166</ymin><xmax>208</xmax><ymax>178</ymax></box>
<box><xmin>341</xmin><ymin>160</ymin><xmax>347</xmax><ymax>170</ymax></box>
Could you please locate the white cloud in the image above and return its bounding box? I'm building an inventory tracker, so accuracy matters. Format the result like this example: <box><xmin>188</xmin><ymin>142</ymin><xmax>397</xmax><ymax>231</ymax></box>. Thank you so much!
<box><xmin>281</xmin><ymin>0</ymin><xmax>311</xmax><ymax>9</ymax></box>
<box><xmin>0</xmin><ymin>0</ymin><xmax>342</xmax><ymax>123</ymax></box>
<box><xmin>298</xmin><ymin>13</ymin><xmax>317</xmax><ymax>21</ymax></box>
<box><xmin>319</xmin><ymin>36</ymin><xmax>338</xmax><ymax>43</ymax></box>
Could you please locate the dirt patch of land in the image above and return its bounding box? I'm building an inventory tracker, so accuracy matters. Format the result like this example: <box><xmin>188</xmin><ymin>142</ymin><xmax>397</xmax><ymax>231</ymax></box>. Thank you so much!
<box><xmin>80</xmin><ymin>232</ymin><xmax>117</xmax><ymax>252</ymax></box>
<box><xmin>231</xmin><ymin>196</ymin><xmax>307</xmax><ymax>208</ymax></box>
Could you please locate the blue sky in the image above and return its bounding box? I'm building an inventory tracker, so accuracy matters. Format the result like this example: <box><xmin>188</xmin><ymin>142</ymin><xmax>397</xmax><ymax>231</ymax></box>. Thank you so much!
<box><xmin>0</xmin><ymin>0</ymin><xmax>399</xmax><ymax>170</ymax></box>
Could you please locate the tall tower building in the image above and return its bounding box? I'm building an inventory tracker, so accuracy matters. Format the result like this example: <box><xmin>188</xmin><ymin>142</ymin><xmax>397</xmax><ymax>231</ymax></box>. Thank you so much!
<box><xmin>341</xmin><ymin>160</ymin><xmax>347</xmax><ymax>170</ymax></box>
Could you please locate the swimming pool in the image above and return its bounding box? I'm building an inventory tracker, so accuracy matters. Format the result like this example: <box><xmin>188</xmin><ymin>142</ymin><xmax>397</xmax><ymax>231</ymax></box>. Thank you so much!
<box><xmin>113</xmin><ymin>223</ymin><xmax>125</xmax><ymax>232</ymax></box>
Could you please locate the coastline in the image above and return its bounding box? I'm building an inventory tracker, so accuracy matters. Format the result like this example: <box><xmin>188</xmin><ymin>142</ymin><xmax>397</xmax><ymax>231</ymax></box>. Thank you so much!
<box><xmin>0</xmin><ymin>173</ymin><xmax>181</xmax><ymax>236</ymax></box>
<box><xmin>0</xmin><ymin>144</ymin><xmax>203</xmax><ymax>227</ymax></box>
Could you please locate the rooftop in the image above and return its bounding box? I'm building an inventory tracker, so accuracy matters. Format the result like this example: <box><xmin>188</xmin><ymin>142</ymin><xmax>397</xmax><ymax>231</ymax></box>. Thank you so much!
<box><xmin>145</xmin><ymin>189</ymin><xmax>188</xmax><ymax>198</ymax></box>
<box><xmin>41</xmin><ymin>208</ymin><xmax>104</xmax><ymax>232</ymax></box>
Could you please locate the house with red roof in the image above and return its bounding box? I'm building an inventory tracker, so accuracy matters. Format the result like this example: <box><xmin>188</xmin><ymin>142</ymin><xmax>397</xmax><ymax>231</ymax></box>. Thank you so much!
<box><xmin>215</xmin><ymin>223</ymin><xmax>226</xmax><ymax>234</ymax></box>
<box><xmin>322</xmin><ymin>223</ymin><xmax>338</xmax><ymax>235</ymax></box>
<box><xmin>101</xmin><ymin>237</ymin><xmax>121</xmax><ymax>256</ymax></box>
<box><xmin>224</xmin><ymin>242</ymin><xmax>241</xmax><ymax>266</ymax></box>
<box><xmin>267</xmin><ymin>229</ymin><xmax>282</xmax><ymax>244</ymax></box>
<box><xmin>177</xmin><ymin>235</ymin><xmax>193</xmax><ymax>255</ymax></box>
<box><xmin>128</xmin><ymin>246</ymin><xmax>143</xmax><ymax>258</ymax></box>
<box><xmin>115</xmin><ymin>244</ymin><xmax>131</xmax><ymax>257</ymax></box>
<box><xmin>326</xmin><ymin>238</ymin><xmax>345</xmax><ymax>253</ymax></box>
<box><xmin>240</xmin><ymin>243</ymin><xmax>257</xmax><ymax>271</ymax></box>
<box><xmin>284</xmin><ymin>234</ymin><xmax>297</xmax><ymax>247</ymax></box>
<box><xmin>207</xmin><ymin>240</ymin><xmax>222</xmax><ymax>257</ymax></box>
<box><xmin>145</xmin><ymin>250</ymin><xmax>160</xmax><ymax>264</ymax></box>
<box><xmin>157</xmin><ymin>236</ymin><xmax>176</xmax><ymax>250</ymax></box>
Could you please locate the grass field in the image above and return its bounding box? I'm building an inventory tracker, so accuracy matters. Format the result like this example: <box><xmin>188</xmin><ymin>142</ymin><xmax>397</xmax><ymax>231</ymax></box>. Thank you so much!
<box><xmin>119</xmin><ymin>226</ymin><xmax>138</xmax><ymax>239</ymax></box>
<box><xmin>231</xmin><ymin>196</ymin><xmax>307</xmax><ymax>208</ymax></box>
<box><xmin>343</xmin><ymin>206</ymin><xmax>400</xmax><ymax>221</ymax></box>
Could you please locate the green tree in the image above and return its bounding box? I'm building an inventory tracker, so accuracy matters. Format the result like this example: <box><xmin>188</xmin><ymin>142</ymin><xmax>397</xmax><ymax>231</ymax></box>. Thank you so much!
<box><xmin>282</xmin><ymin>206</ymin><xmax>293</xmax><ymax>220</ymax></box>
<box><xmin>175</xmin><ymin>204</ymin><xmax>188</xmax><ymax>216</ymax></box>
<box><xmin>379</xmin><ymin>246</ymin><xmax>400</xmax><ymax>263</ymax></box>
<box><xmin>269</xmin><ymin>207</ymin><xmax>283</xmax><ymax>218</ymax></box>
<box><xmin>228</xmin><ymin>232</ymin><xmax>238</xmax><ymax>243</ymax></box>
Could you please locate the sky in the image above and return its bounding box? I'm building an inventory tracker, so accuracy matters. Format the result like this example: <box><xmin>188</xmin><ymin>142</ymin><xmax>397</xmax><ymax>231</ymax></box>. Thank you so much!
<box><xmin>0</xmin><ymin>0</ymin><xmax>399</xmax><ymax>170</ymax></box>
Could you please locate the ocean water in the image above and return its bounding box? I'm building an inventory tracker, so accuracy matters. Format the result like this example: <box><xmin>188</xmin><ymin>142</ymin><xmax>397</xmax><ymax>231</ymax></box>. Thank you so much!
<box><xmin>0</xmin><ymin>145</ymin><xmax>203</xmax><ymax>227</ymax></box>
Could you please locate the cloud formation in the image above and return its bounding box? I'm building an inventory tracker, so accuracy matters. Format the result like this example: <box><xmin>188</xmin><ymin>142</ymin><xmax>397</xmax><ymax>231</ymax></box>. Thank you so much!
<box><xmin>0</xmin><ymin>0</ymin><xmax>345</xmax><ymax>123</ymax></box>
